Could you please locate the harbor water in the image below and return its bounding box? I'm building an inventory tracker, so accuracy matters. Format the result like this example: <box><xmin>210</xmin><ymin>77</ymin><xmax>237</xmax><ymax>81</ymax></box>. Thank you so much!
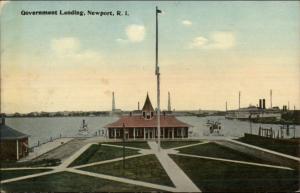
<box><xmin>6</xmin><ymin>116</ymin><xmax>300</xmax><ymax>147</ymax></box>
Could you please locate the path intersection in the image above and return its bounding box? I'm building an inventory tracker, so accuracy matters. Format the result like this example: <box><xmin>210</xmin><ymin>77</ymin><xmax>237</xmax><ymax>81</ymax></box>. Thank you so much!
<box><xmin>0</xmin><ymin>140</ymin><xmax>296</xmax><ymax>192</ymax></box>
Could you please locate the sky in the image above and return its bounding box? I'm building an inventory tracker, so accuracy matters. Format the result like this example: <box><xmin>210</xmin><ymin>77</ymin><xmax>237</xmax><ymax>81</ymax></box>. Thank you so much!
<box><xmin>1</xmin><ymin>1</ymin><xmax>299</xmax><ymax>113</ymax></box>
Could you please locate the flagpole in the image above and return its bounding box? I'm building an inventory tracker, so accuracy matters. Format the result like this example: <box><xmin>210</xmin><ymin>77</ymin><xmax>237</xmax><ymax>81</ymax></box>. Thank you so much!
<box><xmin>156</xmin><ymin>6</ymin><xmax>161</xmax><ymax>152</ymax></box>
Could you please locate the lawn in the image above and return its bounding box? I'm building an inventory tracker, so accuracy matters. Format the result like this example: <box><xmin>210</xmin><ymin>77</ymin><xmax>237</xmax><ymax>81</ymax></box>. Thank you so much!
<box><xmin>178</xmin><ymin>142</ymin><xmax>279</xmax><ymax>165</ymax></box>
<box><xmin>69</xmin><ymin>144</ymin><xmax>140</xmax><ymax>167</ymax></box>
<box><xmin>160</xmin><ymin>140</ymin><xmax>202</xmax><ymax>149</ymax></box>
<box><xmin>80</xmin><ymin>154</ymin><xmax>174</xmax><ymax>187</ymax></box>
<box><xmin>1</xmin><ymin>171</ymin><xmax>160</xmax><ymax>192</ymax></box>
<box><xmin>104</xmin><ymin>141</ymin><xmax>150</xmax><ymax>149</ymax></box>
<box><xmin>237</xmin><ymin>134</ymin><xmax>300</xmax><ymax>157</ymax></box>
<box><xmin>171</xmin><ymin>154</ymin><xmax>299</xmax><ymax>192</ymax></box>
<box><xmin>1</xmin><ymin>159</ymin><xmax>61</xmax><ymax>168</ymax></box>
<box><xmin>1</xmin><ymin>169</ymin><xmax>52</xmax><ymax>181</ymax></box>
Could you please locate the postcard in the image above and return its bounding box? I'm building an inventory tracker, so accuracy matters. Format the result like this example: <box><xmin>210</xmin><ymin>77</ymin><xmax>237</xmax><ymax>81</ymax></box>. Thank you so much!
<box><xmin>0</xmin><ymin>1</ymin><xmax>299</xmax><ymax>192</ymax></box>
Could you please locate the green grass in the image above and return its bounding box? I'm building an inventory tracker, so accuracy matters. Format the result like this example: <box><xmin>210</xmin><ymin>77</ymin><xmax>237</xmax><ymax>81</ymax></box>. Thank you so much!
<box><xmin>178</xmin><ymin>142</ymin><xmax>279</xmax><ymax>165</ymax></box>
<box><xmin>237</xmin><ymin>134</ymin><xmax>300</xmax><ymax>157</ymax></box>
<box><xmin>1</xmin><ymin>169</ymin><xmax>52</xmax><ymax>181</ymax></box>
<box><xmin>161</xmin><ymin>140</ymin><xmax>202</xmax><ymax>149</ymax></box>
<box><xmin>171</xmin><ymin>154</ymin><xmax>299</xmax><ymax>192</ymax></box>
<box><xmin>69</xmin><ymin>144</ymin><xmax>140</xmax><ymax>167</ymax></box>
<box><xmin>80</xmin><ymin>154</ymin><xmax>174</xmax><ymax>187</ymax></box>
<box><xmin>1</xmin><ymin>159</ymin><xmax>61</xmax><ymax>168</ymax></box>
<box><xmin>104</xmin><ymin>141</ymin><xmax>150</xmax><ymax>149</ymax></box>
<box><xmin>1</xmin><ymin>171</ymin><xmax>160</xmax><ymax>192</ymax></box>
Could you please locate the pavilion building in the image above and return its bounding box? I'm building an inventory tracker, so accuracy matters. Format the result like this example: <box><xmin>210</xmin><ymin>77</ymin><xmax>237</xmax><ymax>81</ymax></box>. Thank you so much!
<box><xmin>105</xmin><ymin>93</ymin><xmax>191</xmax><ymax>140</ymax></box>
<box><xmin>0</xmin><ymin>117</ymin><xmax>29</xmax><ymax>160</ymax></box>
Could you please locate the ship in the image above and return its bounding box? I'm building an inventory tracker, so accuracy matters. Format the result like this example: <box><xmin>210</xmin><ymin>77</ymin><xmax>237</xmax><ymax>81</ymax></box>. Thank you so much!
<box><xmin>225</xmin><ymin>106</ymin><xmax>282</xmax><ymax>121</ymax></box>
<box><xmin>78</xmin><ymin>119</ymin><xmax>89</xmax><ymax>136</ymax></box>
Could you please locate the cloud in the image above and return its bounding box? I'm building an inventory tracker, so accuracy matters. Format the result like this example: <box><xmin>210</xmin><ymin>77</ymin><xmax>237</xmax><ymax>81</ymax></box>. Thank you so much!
<box><xmin>101</xmin><ymin>78</ymin><xmax>109</xmax><ymax>85</ymax></box>
<box><xmin>189</xmin><ymin>31</ymin><xmax>236</xmax><ymax>49</ymax></box>
<box><xmin>182</xmin><ymin>20</ymin><xmax>192</xmax><ymax>26</ymax></box>
<box><xmin>115</xmin><ymin>38</ymin><xmax>128</xmax><ymax>43</ymax></box>
<box><xmin>0</xmin><ymin>1</ymin><xmax>9</xmax><ymax>13</ymax></box>
<box><xmin>104</xmin><ymin>90</ymin><xmax>111</xmax><ymax>96</ymax></box>
<box><xmin>189</xmin><ymin>36</ymin><xmax>208</xmax><ymax>48</ymax></box>
<box><xmin>51</xmin><ymin>37</ymin><xmax>80</xmax><ymax>55</ymax></box>
<box><xmin>209</xmin><ymin>32</ymin><xmax>236</xmax><ymax>49</ymax></box>
<box><xmin>50</xmin><ymin>37</ymin><xmax>102</xmax><ymax>66</ymax></box>
<box><xmin>125</xmin><ymin>24</ymin><xmax>145</xmax><ymax>43</ymax></box>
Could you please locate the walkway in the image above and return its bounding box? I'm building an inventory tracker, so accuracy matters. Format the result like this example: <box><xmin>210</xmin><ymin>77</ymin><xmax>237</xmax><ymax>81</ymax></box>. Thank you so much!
<box><xmin>228</xmin><ymin>139</ymin><xmax>300</xmax><ymax>162</ymax></box>
<box><xmin>33</xmin><ymin>138</ymin><xmax>89</xmax><ymax>162</ymax></box>
<box><xmin>2</xmin><ymin>139</ymin><xmax>295</xmax><ymax>192</ymax></box>
<box><xmin>20</xmin><ymin>138</ymin><xmax>73</xmax><ymax>161</ymax></box>
<box><xmin>147</xmin><ymin>141</ymin><xmax>200</xmax><ymax>192</ymax></box>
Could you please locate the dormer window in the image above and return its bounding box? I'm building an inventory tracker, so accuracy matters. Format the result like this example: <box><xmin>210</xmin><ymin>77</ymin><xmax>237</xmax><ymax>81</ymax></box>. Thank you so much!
<box><xmin>141</xmin><ymin>93</ymin><xmax>154</xmax><ymax>120</ymax></box>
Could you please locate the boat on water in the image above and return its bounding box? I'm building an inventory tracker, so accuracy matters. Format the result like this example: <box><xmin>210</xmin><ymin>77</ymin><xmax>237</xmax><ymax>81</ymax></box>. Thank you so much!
<box><xmin>204</xmin><ymin>120</ymin><xmax>223</xmax><ymax>136</ymax></box>
<box><xmin>78</xmin><ymin>119</ymin><xmax>89</xmax><ymax>136</ymax></box>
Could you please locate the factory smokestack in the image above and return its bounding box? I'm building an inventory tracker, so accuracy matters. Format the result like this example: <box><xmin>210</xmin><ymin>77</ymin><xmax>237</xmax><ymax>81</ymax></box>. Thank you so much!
<box><xmin>270</xmin><ymin>89</ymin><xmax>272</xmax><ymax>108</ymax></box>
<box><xmin>112</xmin><ymin>92</ymin><xmax>115</xmax><ymax>112</ymax></box>
<box><xmin>259</xmin><ymin>99</ymin><xmax>262</xmax><ymax>109</ymax></box>
<box><xmin>168</xmin><ymin>92</ymin><xmax>171</xmax><ymax>111</ymax></box>
<box><xmin>238</xmin><ymin>91</ymin><xmax>241</xmax><ymax>110</ymax></box>
<box><xmin>263</xmin><ymin>99</ymin><xmax>266</xmax><ymax>109</ymax></box>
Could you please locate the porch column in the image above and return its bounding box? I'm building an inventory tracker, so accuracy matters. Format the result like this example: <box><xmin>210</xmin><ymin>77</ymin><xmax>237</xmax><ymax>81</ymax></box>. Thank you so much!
<box><xmin>16</xmin><ymin>139</ymin><xmax>19</xmax><ymax>160</ymax></box>
<box><xmin>114</xmin><ymin>128</ymin><xmax>116</xmax><ymax>140</ymax></box>
<box><xmin>152</xmin><ymin>128</ymin><xmax>154</xmax><ymax>139</ymax></box>
<box><xmin>144</xmin><ymin>128</ymin><xmax>146</xmax><ymax>140</ymax></box>
<box><xmin>162</xmin><ymin>128</ymin><xmax>164</xmax><ymax>139</ymax></box>
<box><xmin>181</xmin><ymin>128</ymin><xmax>183</xmax><ymax>139</ymax></box>
<box><xmin>172</xmin><ymin>128</ymin><xmax>174</xmax><ymax>139</ymax></box>
<box><xmin>133</xmin><ymin>128</ymin><xmax>136</xmax><ymax>140</ymax></box>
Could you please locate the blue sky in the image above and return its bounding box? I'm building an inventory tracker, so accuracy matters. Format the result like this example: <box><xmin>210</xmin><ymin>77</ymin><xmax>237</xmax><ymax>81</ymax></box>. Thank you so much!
<box><xmin>1</xmin><ymin>1</ymin><xmax>299</xmax><ymax>113</ymax></box>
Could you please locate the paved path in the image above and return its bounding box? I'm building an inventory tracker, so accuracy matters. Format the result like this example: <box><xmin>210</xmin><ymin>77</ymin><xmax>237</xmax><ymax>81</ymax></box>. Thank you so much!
<box><xmin>73</xmin><ymin>153</ymin><xmax>148</xmax><ymax>169</ymax></box>
<box><xmin>228</xmin><ymin>139</ymin><xmax>300</xmax><ymax>162</ymax></box>
<box><xmin>101</xmin><ymin>143</ymin><xmax>145</xmax><ymax>151</ymax></box>
<box><xmin>2</xmin><ymin>140</ymin><xmax>294</xmax><ymax>192</ymax></box>
<box><xmin>148</xmin><ymin>141</ymin><xmax>200</xmax><ymax>192</ymax></box>
<box><xmin>58</xmin><ymin>143</ymin><xmax>95</xmax><ymax>168</ymax></box>
<box><xmin>172</xmin><ymin>141</ymin><xmax>210</xmax><ymax>150</ymax></box>
<box><xmin>1</xmin><ymin>170</ymin><xmax>60</xmax><ymax>184</ymax></box>
<box><xmin>34</xmin><ymin>138</ymin><xmax>89</xmax><ymax>162</ymax></box>
<box><xmin>0</xmin><ymin>167</ymin><xmax>55</xmax><ymax>171</ymax></box>
<box><xmin>20</xmin><ymin>138</ymin><xmax>73</xmax><ymax>161</ymax></box>
<box><xmin>176</xmin><ymin>153</ymin><xmax>293</xmax><ymax>170</ymax></box>
<box><xmin>67</xmin><ymin>168</ymin><xmax>178</xmax><ymax>192</ymax></box>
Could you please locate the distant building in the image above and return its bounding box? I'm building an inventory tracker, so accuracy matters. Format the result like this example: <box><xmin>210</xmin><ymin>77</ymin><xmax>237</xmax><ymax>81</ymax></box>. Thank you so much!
<box><xmin>0</xmin><ymin>117</ymin><xmax>29</xmax><ymax>160</ymax></box>
<box><xmin>105</xmin><ymin>93</ymin><xmax>191</xmax><ymax>139</ymax></box>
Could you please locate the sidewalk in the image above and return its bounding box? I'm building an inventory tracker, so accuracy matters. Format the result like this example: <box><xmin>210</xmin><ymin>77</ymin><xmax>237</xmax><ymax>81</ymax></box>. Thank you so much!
<box><xmin>20</xmin><ymin>138</ymin><xmax>73</xmax><ymax>161</ymax></box>
<box><xmin>147</xmin><ymin>141</ymin><xmax>200</xmax><ymax>192</ymax></box>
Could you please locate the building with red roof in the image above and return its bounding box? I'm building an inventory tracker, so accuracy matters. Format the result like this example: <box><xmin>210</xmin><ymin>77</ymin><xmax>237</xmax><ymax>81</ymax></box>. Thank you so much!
<box><xmin>105</xmin><ymin>93</ymin><xmax>191</xmax><ymax>139</ymax></box>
